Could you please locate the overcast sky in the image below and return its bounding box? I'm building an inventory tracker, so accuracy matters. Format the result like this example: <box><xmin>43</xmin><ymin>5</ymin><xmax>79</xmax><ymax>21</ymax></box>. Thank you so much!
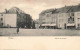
<box><xmin>0</xmin><ymin>0</ymin><xmax>80</xmax><ymax>20</ymax></box>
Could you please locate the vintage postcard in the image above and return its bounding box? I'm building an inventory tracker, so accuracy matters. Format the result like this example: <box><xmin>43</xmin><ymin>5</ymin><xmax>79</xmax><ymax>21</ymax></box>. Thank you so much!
<box><xmin>0</xmin><ymin>0</ymin><xmax>80</xmax><ymax>50</ymax></box>
<box><xmin>0</xmin><ymin>0</ymin><xmax>80</xmax><ymax>36</ymax></box>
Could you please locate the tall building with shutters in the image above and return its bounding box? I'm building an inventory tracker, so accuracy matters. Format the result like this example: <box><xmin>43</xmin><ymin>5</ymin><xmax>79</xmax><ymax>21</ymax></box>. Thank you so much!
<box><xmin>39</xmin><ymin>4</ymin><xmax>80</xmax><ymax>29</ymax></box>
<box><xmin>0</xmin><ymin>7</ymin><xmax>33</xmax><ymax>28</ymax></box>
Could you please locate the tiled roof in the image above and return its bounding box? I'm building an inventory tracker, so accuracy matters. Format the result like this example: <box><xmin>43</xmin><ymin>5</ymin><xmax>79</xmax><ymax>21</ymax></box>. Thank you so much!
<box><xmin>53</xmin><ymin>6</ymin><xmax>72</xmax><ymax>13</ymax></box>
<box><xmin>40</xmin><ymin>4</ymin><xmax>80</xmax><ymax>15</ymax></box>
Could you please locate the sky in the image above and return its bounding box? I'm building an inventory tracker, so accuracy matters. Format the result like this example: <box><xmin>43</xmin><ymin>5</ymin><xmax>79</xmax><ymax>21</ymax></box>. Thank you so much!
<box><xmin>0</xmin><ymin>0</ymin><xmax>80</xmax><ymax>20</ymax></box>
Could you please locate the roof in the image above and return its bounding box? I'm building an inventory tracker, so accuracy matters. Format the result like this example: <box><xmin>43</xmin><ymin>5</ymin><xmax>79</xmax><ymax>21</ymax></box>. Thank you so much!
<box><xmin>39</xmin><ymin>9</ymin><xmax>55</xmax><ymax>15</ymax></box>
<box><xmin>0</xmin><ymin>7</ymin><xmax>26</xmax><ymax>14</ymax></box>
<box><xmin>6</xmin><ymin>7</ymin><xmax>25</xmax><ymax>14</ymax></box>
<box><xmin>40</xmin><ymin>4</ymin><xmax>80</xmax><ymax>15</ymax></box>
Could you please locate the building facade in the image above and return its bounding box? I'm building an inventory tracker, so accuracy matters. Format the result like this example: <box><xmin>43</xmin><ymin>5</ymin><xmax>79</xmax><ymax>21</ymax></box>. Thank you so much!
<box><xmin>0</xmin><ymin>7</ymin><xmax>34</xmax><ymax>28</ymax></box>
<box><xmin>0</xmin><ymin>14</ymin><xmax>17</xmax><ymax>27</ymax></box>
<box><xmin>39</xmin><ymin>4</ymin><xmax>80</xmax><ymax>29</ymax></box>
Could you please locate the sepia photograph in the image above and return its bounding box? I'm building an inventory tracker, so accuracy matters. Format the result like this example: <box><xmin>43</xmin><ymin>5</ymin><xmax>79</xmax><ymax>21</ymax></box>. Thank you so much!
<box><xmin>0</xmin><ymin>0</ymin><xmax>80</xmax><ymax>50</ymax></box>
<box><xmin>0</xmin><ymin>0</ymin><xmax>80</xmax><ymax>36</ymax></box>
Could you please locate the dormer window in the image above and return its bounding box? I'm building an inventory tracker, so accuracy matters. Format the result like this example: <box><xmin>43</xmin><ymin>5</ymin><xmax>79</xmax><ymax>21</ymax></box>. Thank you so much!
<box><xmin>46</xmin><ymin>14</ymin><xmax>49</xmax><ymax>17</ymax></box>
<box><xmin>71</xmin><ymin>13</ymin><xmax>74</xmax><ymax>16</ymax></box>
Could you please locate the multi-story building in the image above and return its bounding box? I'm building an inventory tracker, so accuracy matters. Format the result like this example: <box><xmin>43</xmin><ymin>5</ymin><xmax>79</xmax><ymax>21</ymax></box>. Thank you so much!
<box><xmin>57</xmin><ymin>13</ymin><xmax>67</xmax><ymax>29</ymax></box>
<box><xmin>0</xmin><ymin>14</ymin><xmax>17</xmax><ymax>27</ymax></box>
<box><xmin>74</xmin><ymin>12</ymin><xmax>80</xmax><ymax>29</ymax></box>
<box><xmin>39</xmin><ymin>4</ymin><xmax>80</xmax><ymax>29</ymax></box>
<box><xmin>39</xmin><ymin>12</ymin><xmax>57</xmax><ymax>29</ymax></box>
<box><xmin>0</xmin><ymin>7</ymin><xmax>33</xmax><ymax>28</ymax></box>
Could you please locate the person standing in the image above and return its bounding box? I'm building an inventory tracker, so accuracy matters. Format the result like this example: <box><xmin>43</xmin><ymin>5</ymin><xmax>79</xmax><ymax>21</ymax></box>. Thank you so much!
<box><xmin>17</xmin><ymin>26</ymin><xmax>19</xmax><ymax>34</ymax></box>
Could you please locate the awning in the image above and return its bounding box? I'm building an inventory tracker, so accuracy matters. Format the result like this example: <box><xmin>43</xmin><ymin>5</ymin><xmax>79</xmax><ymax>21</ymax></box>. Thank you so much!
<box><xmin>66</xmin><ymin>23</ymin><xmax>75</xmax><ymax>26</ymax></box>
<box><xmin>41</xmin><ymin>24</ymin><xmax>50</xmax><ymax>26</ymax></box>
<box><xmin>49</xmin><ymin>24</ymin><xmax>56</xmax><ymax>26</ymax></box>
<box><xmin>41</xmin><ymin>24</ymin><xmax>56</xmax><ymax>26</ymax></box>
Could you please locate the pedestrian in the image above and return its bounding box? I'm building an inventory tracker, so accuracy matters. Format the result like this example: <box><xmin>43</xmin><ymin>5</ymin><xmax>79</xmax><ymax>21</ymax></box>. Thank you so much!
<box><xmin>17</xmin><ymin>26</ymin><xmax>19</xmax><ymax>34</ymax></box>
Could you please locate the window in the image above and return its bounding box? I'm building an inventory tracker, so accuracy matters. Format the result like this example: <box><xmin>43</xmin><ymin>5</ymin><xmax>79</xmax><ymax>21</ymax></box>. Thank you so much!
<box><xmin>78</xmin><ymin>24</ymin><xmax>80</xmax><ymax>27</ymax></box>
<box><xmin>73</xmin><ymin>18</ymin><xmax>74</xmax><ymax>21</ymax></box>
<box><xmin>68</xmin><ymin>16</ymin><xmax>74</xmax><ymax>23</ymax></box>
<box><xmin>68</xmin><ymin>13</ymin><xmax>70</xmax><ymax>16</ymax></box>
<box><xmin>42</xmin><ymin>22</ymin><xmax>46</xmax><ymax>24</ymax></box>
<box><xmin>59</xmin><ymin>24</ymin><xmax>60</xmax><ymax>27</ymax></box>
<box><xmin>1</xmin><ymin>18</ymin><xmax>3</xmax><ymax>21</ymax></box>
<box><xmin>59</xmin><ymin>19</ymin><xmax>63</xmax><ymax>22</ymax></box>
<box><xmin>51</xmin><ymin>22</ymin><xmax>55</xmax><ymax>24</ymax></box>
<box><xmin>78</xmin><ymin>18</ymin><xmax>80</xmax><ymax>21</ymax></box>
<box><xmin>53</xmin><ymin>19</ymin><xmax>56</xmax><ymax>23</ymax></box>
<box><xmin>78</xmin><ymin>13</ymin><xmax>80</xmax><ymax>16</ymax></box>
<box><xmin>1</xmin><ymin>23</ymin><xmax>3</xmax><ymax>26</ymax></box>
<box><xmin>71</xmin><ymin>13</ymin><xmax>74</xmax><ymax>16</ymax></box>
<box><xmin>42</xmin><ymin>18</ymin><xmax>45</xmax><ymax>20</ymax></box>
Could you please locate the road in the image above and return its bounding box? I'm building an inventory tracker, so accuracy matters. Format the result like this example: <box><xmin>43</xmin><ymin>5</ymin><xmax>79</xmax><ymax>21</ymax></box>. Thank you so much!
<box><xmin>0</xmin><ymin>28</ymin><xmax>80</xmax><ymax>36</ymax></box>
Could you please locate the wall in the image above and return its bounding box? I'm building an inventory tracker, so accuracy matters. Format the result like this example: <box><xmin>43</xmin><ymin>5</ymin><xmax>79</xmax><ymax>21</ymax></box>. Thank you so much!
<box><xmin>0</xmin><ymin>14</ymin><xmax>17</xmax><ymax>27</ymax></box>
<box><xmin>57</xmin><ymin>13</ymin><xmax>67</xmax><ymax>29</ymax></box>
<box><xmin>51</xmin><ymin>14</ymin><xmax>57</xmax><ymax>24</ymax></box>
<box><xmin>39</xmin><ymin>12</ymin><xmax>52</xmax><ymax>25</ymax></box>
<box><xmin>75</xmin><ymin>12</ymin><xmax>80</xmax><ymax>29</ymax></box>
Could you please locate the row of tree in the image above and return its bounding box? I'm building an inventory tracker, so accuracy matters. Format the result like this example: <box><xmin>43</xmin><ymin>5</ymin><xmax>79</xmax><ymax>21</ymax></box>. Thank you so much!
<box><xmin>17</xmin><ymin>13</ymin><xmax>35</xmax><ymax>29</ymax></box>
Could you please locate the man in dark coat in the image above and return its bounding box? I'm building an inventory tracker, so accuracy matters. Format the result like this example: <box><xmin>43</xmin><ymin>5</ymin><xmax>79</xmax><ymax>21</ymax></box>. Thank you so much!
<box><xmin>17</xmin><ymin>26</ymin><xmax>19</xmax><ymax>34</ymax></box>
